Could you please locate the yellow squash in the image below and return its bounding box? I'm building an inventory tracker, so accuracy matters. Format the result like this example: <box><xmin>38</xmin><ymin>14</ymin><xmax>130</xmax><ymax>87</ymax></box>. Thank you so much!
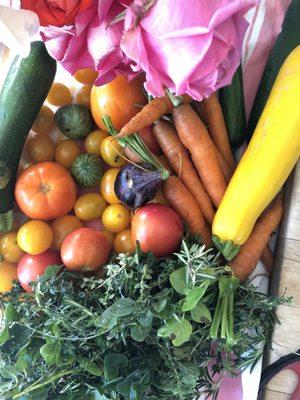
<box><xmin>213</xmin><ymin>46</ymin><xmax>300</xmax><ymax>259</ymax></box>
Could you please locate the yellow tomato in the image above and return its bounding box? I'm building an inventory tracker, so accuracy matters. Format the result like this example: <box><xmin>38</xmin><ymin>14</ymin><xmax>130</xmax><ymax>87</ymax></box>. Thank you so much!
<box><xmin>0</xmin><ymin>232</ymin><xmax>24</xmax><ymax>263</ymax></box>
<box><xmin>27</xmin><ymin>134</ymin><xmax>55</xmax><ymax>163</ymax></box>
<box><xmin>114</xmin><ymin>229</ymin><xmax>135</xmax><ymax>254</ymax></box>
<box><xmin>0</xmin><ymin>262</ymin><xmax>18</xmax><ymax>293</ymax></box>
<box><xmin>100</xmin><ymin>137</ymin><xmax>126</xmax><ymax>167</ymax></box>
<box><xmin>17</xmin><ymin>221</ymin><xmax>53</xmax><ymax>255</ymax></box>
<box><xmin>85</xmin><ymin>130</ymin><xmax>108</xmax><ymax>154</ymax></box>
<box><xmin>102</xmin><ymin>204</ymin><xmax>130</xmax><ymax>233</ymax></box>
<box><xmin>55</xmin><ymin>139</ymin><xmax>81</xmax><ymax>169</ymax></box>
<box><xmin>76</xmin><ymin>85</ymin><xmax>92</xmax><ymax>108</ymax></box>
<box><xmin>32</xmin><ymin>105</ymin><xmax>55</xmax><ymax>135</ymax></box>
<box><xmin>51</xmin><ymin>215</ymin><xmax>83</xmax><ymax>251</ymax></box>
<box><xmin>75</xmin><ymin>193</ymin><xmax>107</xmax><ymax>221</ymax></box>
<box><xmin>102</xmin><ymin>230</ymin><xmax>115</xmax><ymax>249</ymax></box>
<box><xmin>74</xmin><ymin>68</ymin><xmax>98</xmax><ymax>85</ymax></box>
<box><xmin>100</xmin><ymin>168</ymin><xmax>120</xmax><ymax>204</ymax></box>
<box><xmin>47</xmin><ymin>83</ymin><xmax>72</xmax><ymax>106</ymax></box>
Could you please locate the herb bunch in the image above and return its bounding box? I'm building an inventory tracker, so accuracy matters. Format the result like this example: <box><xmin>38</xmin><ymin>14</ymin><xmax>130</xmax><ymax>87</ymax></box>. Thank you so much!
<box><xmin>0</xmin><ymin>240</ymin><xmax>288</xmax><ymax>400</ymax></box>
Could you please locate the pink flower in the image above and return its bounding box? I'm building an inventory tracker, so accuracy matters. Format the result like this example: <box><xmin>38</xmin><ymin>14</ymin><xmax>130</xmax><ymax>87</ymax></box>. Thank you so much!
<box><xmin>121</xmin><ymin>0</ymin><xmax>257</xmax><ymax>100</ymax></box>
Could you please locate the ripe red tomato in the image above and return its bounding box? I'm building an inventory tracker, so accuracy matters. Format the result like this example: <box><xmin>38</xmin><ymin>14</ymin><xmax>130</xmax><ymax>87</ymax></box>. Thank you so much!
<box><xmin>17</xmin><ymin>250</ymin><xmax>61</xmax><ymax>292</ymax></box>
<box><xmin>61</xmin><ymin>227</ymin><xmax>110</xmax><ymax>272</ymax></box>
<box><xmin>132</xmin><ymin>204</ymin><xmax>183</xmax><ymax>258</ymax></box>
<box><xmin>15</xmin><ymin>162</ymin><xmax>77</xmax><ymax>220</ymax></box>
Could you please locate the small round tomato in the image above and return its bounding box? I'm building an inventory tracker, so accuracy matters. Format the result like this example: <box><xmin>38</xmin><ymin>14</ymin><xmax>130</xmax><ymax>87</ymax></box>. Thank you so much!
<box><xmin>114</xmin><ymin>229</ymin><xmax>135</xmax><ymax>254</ymax></box>
<box><xmin>17</xmin><ymin>250</ymin><xmax>61</xmax><ymax>292</ymax></box>
<box><xmin>61</xmin><ymin>227</ymin><xmax>110</xmax><ymax>272</ymax></box>
<box><xmin>47</xmin><ymin>83</ymin><xmax>72</xmax><ymax>106</ymax></box>
<box><xmin>102</xmin><ymin>230</ymin><xmax>115</xmax><ymax>249</ymax></box>
<box><xmin>76</xmin><ymin>85</ymin><xmax>92</xmax><ymax>108</ymax></box>
<box><xmin>15</xmin><ymin>162</ymin><xmax>77</xmax><ymax>220</ymax></box>
<box><xmin>51</xmin><ymin>215</ymin><xmax>83</xmax><ymax>251</ymax></box>
<box><xmin>91</xmin><ymin>75</ymin><xmax>147</xmax><ymax>131</ymax></box>
<box><xmin>32</xmin><ymin>105</ymin><xmax>55</xmax><ymax>135</ymax></box>
<box><xmin>85</xmin><ymin>130</ymin><xmax>108</xmax><ymax>154</ymax></box>
<box><xmin>0</xmin><ymin>232</ymin><xmax>24</xmax><ymax>263</ymax></box>
<box><xmin>74</xmin><ymin>68</ymin><xmax>98</xmax><ymax>85</ymax></box>
<box><xmin>100</xmin><ymin>137</ymin><xmax>126</xmax><ymax>167</ymax></box>
<box><xmin>100</xmin><ymin>168</ymin><xmax>120</xmax><ymax>204</ymax></box>
<box><xmin>27</xmin><ymin>134</ymin><xmax>55</xmax><ymax>163</ymax></box>
<box><xmin>55</xmin><ymin>139</ymin><xmax>81</xmax><ymax>169</ymax></box>
<box><xmin>0</xmin><ymin>262</ymin><xmax>18</xmax><ymax>293</ymax></box>
<box><xmin>17</xmin><ymin>220</ymin><xmax>53</xmax><ymax>255</ymax></box>
<box><xmin>132</xmin><ymin>204</ymin><xmax>183</xmax><ymax>258</ymax></box>
<box><xmin>74</xmin><ymin>193</ymin><xmax>107</xmax><ymax>221</ymax></box>
<box><xmin>102</xmin><ymin>204</ymin><xmax>130</xmax><ymax>233</ymax></box>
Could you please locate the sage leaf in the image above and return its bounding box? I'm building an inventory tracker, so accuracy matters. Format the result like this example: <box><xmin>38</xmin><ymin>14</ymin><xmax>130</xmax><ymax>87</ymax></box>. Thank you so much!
<box><xmin>157</xmin><ymin>317</ymin><xmax>192</xmax><ymax>346</ymax></box>
<box><xmin>191</xmin><ymin>303</ymin><xmax>212</xmax><ymax>324</ymax></box>
<box><xmin>182</xmin><ymin>280</ymin><xmax>210</xmax><ymax>311</ymax></box>
<box><xmin>137</xmin><ymin>310</ymin><xmax>153</xmax><ymax>327</ymax></box>
<box><xmin>131</xmin><ymin>324</ymin><xmax>151</xmax><ymax>342</ymax></box>
<box><xmin>104</xmin><ymin>353</ymin><xmax>127</xmax><ymax>380</ymax></box>
<box><xmin>170</xmin><ymin>268</ymin><xmax>189</xmax><ymax>294</ymax></box>
<box><xmin>110</xmin><ymin>298</ymin><xmax>136</xmax><ymax>316</ymax></box>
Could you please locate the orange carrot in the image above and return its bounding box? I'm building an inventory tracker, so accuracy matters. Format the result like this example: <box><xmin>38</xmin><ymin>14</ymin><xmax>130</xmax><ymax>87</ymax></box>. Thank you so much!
<box><xmin>153</xmin><ymin>120</ymin><xmax>215</xmax><ymax>224</ymax></box>
<box><xmin>163</xmin><ymin>176</ymin><xmax>212</xmax><ymax>247</ymax></box>
<box><xmin>202</xmin><ymin>93</ymin><xmax>236</xmax><ymax>170</ymax></box>
<box><xmin>261</xmin><ymin>245</ymin><xmax>274</xmax><ymax>275</ymax></box>
<box><xmin>230</xmin><ymin>198</ymin><xmax>283</xmax><ymax>282</ymax></box>
<box><xmin>215</xmin><ymin>148</ymin><xmax>234</xmax><ymax>183</ymax></box>
<box><xmin>117</xmin><ymin>94</ymin><xmax>192</xmax><ymax>138</ymax></box>
<box><xmin>172</xmin><ymin>103</ymin><xmax>227</xmax><ymax>207</ymax></box>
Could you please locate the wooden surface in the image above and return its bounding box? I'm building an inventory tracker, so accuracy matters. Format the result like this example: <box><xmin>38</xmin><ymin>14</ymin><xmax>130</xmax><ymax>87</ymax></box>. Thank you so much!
<box><xmin>262</xmin><ymin>162</ymin><xmax>300</xmax><ymax>399</ymax></box>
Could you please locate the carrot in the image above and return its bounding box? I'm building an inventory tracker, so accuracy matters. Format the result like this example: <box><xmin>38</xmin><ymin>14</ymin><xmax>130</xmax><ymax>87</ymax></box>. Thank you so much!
<box><xmin>261</xmin><ymin>245</ymin><xmax>275</xmax><ymax>275</ymax></box>
<box><xmin>202</xmin><ymin>93</ymin><xmax>236</xmax><ymax>170</ymax></box>
<box><xmin>215</xmin><ymin>148</ymin><xmax>234</xmax><ymax>183</ymax></box>
<box><xmin>163</xmin><ymin>176</ymin><xmax>212</xmax><ymax>247</ymax></box>
<box><xmin>117</xmin><ymin>94</ymin><xmax>192</xmax><ymax>138</ymax></box>
<box><xmin>153</xmin><ymin>120</ymin><xmax>215</xmax><ymax>224</ymax></box>
<box><xmin>172</xmin><ymin>103</ymin><xmax>227</xmax><ymax>207</ymax></box>
<box><xmin>230</xmin><ymin>198</ymin><xmax>283</xmax><ymax>282</ymax></box>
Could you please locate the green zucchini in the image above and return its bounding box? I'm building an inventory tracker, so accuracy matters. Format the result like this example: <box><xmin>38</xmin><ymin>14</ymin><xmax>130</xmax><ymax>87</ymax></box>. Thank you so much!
<box><xmin>219</xmin><ymin>65</ymin><xmax>246</xmax><ymax>148</ymax></box>
<box><xmin>247</xmin><ymin>0</ymin><xmax>300</xmax><ymax>139</ymax></box>
<box><xmin>0</xmin><ymin>41</ymin><xmax>56</xmax><ymax>213</ymax></box>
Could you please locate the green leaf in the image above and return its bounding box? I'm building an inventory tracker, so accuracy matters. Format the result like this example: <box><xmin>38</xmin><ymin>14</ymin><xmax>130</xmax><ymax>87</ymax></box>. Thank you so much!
<box><xmin>0</xmin><ymin>327</ymin><xmax>10</xmax><ymax>344</ymax></box>
<box><xmin>0</xmin><ymin>210</ymin><xmax>13</xmax><ymax>233</ymax></box>
<box><xmin>182</xmin><ymin>281</ymin><xmax>210</xmax><ymax>311</ymax></box>
<box><xmin>15</xmin><ymin>357</ymin><xmax>28</xmax><ymax>373</ymax></box>
<box><xmin>157</xmin><ymin>317</ymin><xmax>192</xmax><ymax>346</ymax></box>
<box><xmin>4</xmin><ymin>303</ymin><xmax>17</xmax><ymax>323</ymax></box>
<box><xmin>103</xmin><ymin>353</ymin><xmax>128</xmax><ymax>380</ymax></box>
<box><xmin>191</xmin><ymin>303</ymin><xmax>212</xmax><ymax>324</ymax></box>
<box><xmin>219</xmin><ymin>276</ymin><xmax>239</xmax><ymax>298</ymax></box>
<box><xmin>131</xmin><ymin>324</ymin><xmax>151</xmax><ymax>342</ymax></box>
<box><xmin>40</xmin><ymin>341</ymin><xmax>61</xmax><ymax>365</ymax></box>
<box><xmin>116</xmin><ymin>379</ymin><xmax>131</xmax><ymax>397</ymax></box>
<box><xmin>152</xmin><ymin>298</ymin><xmax>167</xmax><ymax>313</ymax></box>
<box><xmin>109</xmin><ymin>298</ymin><xmax>136</xmax><ymax>316</ymax></box>
<box><xmin>137</xmin><ymin>310</ymin><xmax>153</xmax><ymax>327</ymax></box>
<box><xmin>170</xmin><ymin>268</ymin><xmax>189</xmax><ymax>294</ymax></box>
<box><xmin>96</xmin><ymin>310</ymin><xmax>118</xmax><ymax>331</ymax></box>
<box><xmin>82</xmin><ymin>360</ymin><xmax>103</xmax><ymax>377</ymax></box>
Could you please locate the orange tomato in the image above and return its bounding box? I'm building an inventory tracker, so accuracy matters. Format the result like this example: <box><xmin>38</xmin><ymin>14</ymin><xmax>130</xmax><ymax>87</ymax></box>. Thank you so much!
<box><xmin>32</xmin><ymin>105</ymin><xmax>55</xmax><ymax>135</ymax></box>
<box><xmin>0</xmin><ymin>232</ymin><xmax>24</xmax><ymax>263</ymax></box>
<box><xmin>114</xmin><ymin>229</ymin><xmax>136</xmax><ymax>254</ymax></box>
<box><xmin>74</xmin><ymin>68</ymin><xmax>98</xmax><ymax>85</ymax></box>
<box><xmin>27</xmin><ymin>134</ymin><xmax>55</xmax><ymax>163</ymax></box>
<box><xmin>100</xmin><ymin>137</ymin><xmax>126</xmax><ymax>167</ymax></box>
<box><xmin>90</xmin><ymin>75</ymin><xmax>147</xmax><ymax>131</ymax></box>
<box><xmin>102</xmin><ymin>204</ymin><xmax>130</xmax><ymax>233</ymax></box>
<box><xmin>100</xmin><ymin>168</ymin><xmax>120</xmax><ymax>204</ymax></box>
<box><xmin>85</xmin><ymin>130</ymin><xmax>108</xmax><ymax>154</ymax></box>
<box><xmin>55</xmin><ymin>139</ymin><xmax>81</xmax><ymax>169</ymax></box>
<box><xmin>47</xmin><ymin>83</ymin><xmax>72</xmax><ymax>106</ymax></box>
<box><xmin>74</xmin><ymin>193</ymin><xmax>107</xmax><ymax>221</ymax></box>
<box><xmin>102</xmin><ymin>230</ymin><xmax>115</xmax><ymax>249</ymax></box>
<box><xmin>15</xmin><ymin>162</ymin><xmax>77</xmax><ymax>220</ymax></box>
<box><xmin>76</xmin><ymin>85</ymin><xmax>92</xmax><ymax>108</ymax></box>
<box><xmin>17</xmin><ymin>220</ymin><xmax>53</xmax><ymax>255</ymax></box>
<box><xmin>51</xmin><ymin>215</ymin><xmax>83</xmax><ymax>251</ymax></box>
<box><xmin>0</xmin><ymin>262</ymin><xmax>18</xmax><ymax>293</ymax></box>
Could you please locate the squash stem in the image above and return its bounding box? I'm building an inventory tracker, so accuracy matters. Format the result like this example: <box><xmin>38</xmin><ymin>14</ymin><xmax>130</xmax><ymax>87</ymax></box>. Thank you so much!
<box><xmin>212</xmin><ymin>235</ymin><xmax>241</xmax><ymax>261</ymax></box>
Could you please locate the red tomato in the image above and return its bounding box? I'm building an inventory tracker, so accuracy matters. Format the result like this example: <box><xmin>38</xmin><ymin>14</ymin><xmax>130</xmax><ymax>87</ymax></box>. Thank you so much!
<box><xmin>17</xmin><ymin>250</ymin><xmax>61</xmax><ymax>292</ymax></box>
<box><xmin>132</xmin><ymin>204</ymin><xmax>183</xmax><ymax>258</ymax></box>
<box><xmin>15</xmin><ymin>162</ymin><xmax>77</xmax><ymax>220</ymax></box>
<box><xmin>61</xmin><ymin>228</ymin><xmax>110</xmax><ymax>272</ymax></box>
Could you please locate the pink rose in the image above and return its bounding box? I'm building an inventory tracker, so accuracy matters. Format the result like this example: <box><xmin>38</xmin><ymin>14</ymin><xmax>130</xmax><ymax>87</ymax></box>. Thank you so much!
<box><xmin>121</xmin><ymin>0</ymin><xmax>257</xmax><ymax>100</ymax></box>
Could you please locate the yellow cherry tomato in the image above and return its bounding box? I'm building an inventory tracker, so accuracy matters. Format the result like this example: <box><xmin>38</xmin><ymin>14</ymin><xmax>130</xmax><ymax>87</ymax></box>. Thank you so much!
<box><xmin>85</xmin><ymin>130</ymin><xmax>108</xmax><ymax>154</ymax></box>
<box><xmin>0</xmin><ymin>232</ymin><xmax>24</xmax><ymax>263</ymax></box>
<box><xmin>17</xmin><ymin>221</ymin><xmax>53</xmax><ymax>255</ymax></box>
<box><xmin>114</xmin><ymin>229</ymin><xmax>136</xmax><ymax>254</ymax></box>
<box><xmin>75</xmin><ymin>193</ymin><xmax>107</xmax><ymax>221</ymax></box>
<box><xmin>76</xmin><ymin>85</ymin><xmax>92</xmax><ymax>108</ymax></box>
<box><xmin>47</xmin><ymin>83</ymin><xmax>72</xmax><ymax>106</ymax></box>
<box><xmin>102</xmin><ymin>230</ymin><xmax>115</xmax><ymax>249</ymax></box>
<box><xmin>27</xmin><ymin>134</ymin><xmax>55</xmax><ymax>163</ymax></box>
<box><xmin>32</xmin><ymin>105</ymin><xmax>55</xmax><ymax>135</ymax></box>
<box><xmin>74</xmin><ymin>68</ymin><xmax>98</xmax><ymax>85</ymax></box>
<box><xmin>51</xmin><ymin>215</ymin><xmax>83</xmax><ymax>251</ymax></box>
<box><xmin>55</xmin><ymin>139</ymin><xmax>81</xmax><ymax>169</ymax></box>
<box><xmin>0</xmin><ymin>262</ymin><xmax>18</xmax><ymax>293</ymax></box>
<box><xmin>100</xmin><ymin>168</ymin><xmax>120</xmax><ymax>204</ymax></box>
<box><xmin>102</xmin><ymin>204</ymin><xmax>130</xmax><ymax>233</ymax></box>
<box><xmin>100</xmin><ymin>137</ymin><xmax>126</xmax><ymax>167</ymax></box>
